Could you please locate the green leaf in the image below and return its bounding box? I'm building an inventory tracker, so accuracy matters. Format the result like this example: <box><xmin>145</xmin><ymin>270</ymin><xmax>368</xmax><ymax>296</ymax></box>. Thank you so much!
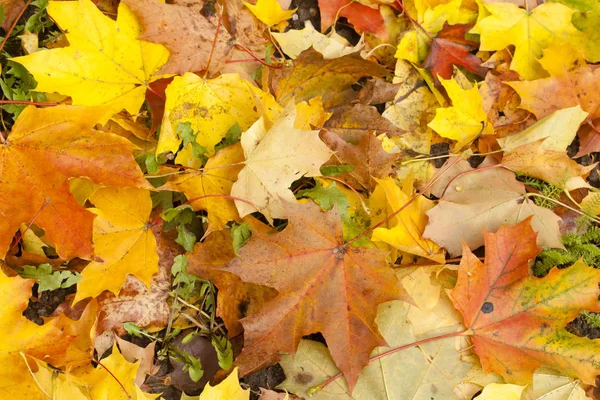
<box><xmin>123</xmin><ymin>322</ymin><xmax>147</xmax><ymax>338</ymax></box>
<box><xmin>19</xmin><ymin>264</ymin><xmax>81</xmax><ymax>292</ymax></box>
<box><xmin>214</xmin><ymin>122</ymin><xmax>242</xmax><ymax>152</ymax></box>
<box><xmin>178</xmin><ymin>122</ymin><xmax>195</xmax><ymax>147</ymax></box>
<box><xmin>231</xmin><ymin>222</ymin><xmax>252</xmax><ymax>256</ymax></box>
<box><xmin>172</xmin><ymin>255</ymin><xmax>188</xmax><ymax>277</ymax></box>
<box><xmin>212</xmin><ymin>336</ymin><xmax>233</xmax><ymax>370</ymax></box>
<box><xmin>0</xmin><ymin>5</ymin><xmax>5</xmax><ymax>27</ymax></box>
<box><xmin>187</xmin><ymin>357</ymin><xmax>204</xmax><ymax>383</ymax></box>
<box><xmin>297</xmin><ymin>182</ymin><xmax>350</xmax><ymax>214</ymax></box>
<box><xmin>176</xmin><ymin>224</ymin><xmax>196</xmax><ymax>252</ymax></box>
<box><xmin>145</xmin><ymin>153</ymin><xmax>159</xmax><ymax>174</ymax></box>
<box><xmin>319</xmin><ymin>165</ymin><xmax>355</xmax><ymax>176</ymax></box>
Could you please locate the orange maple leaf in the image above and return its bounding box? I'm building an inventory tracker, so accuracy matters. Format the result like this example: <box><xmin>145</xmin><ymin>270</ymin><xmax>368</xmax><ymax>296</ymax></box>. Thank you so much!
<box><xmin>450</xmin><ymin>218</ymin><xmax>600</xmax><ymax>385</ymax></box>
<box><xmin>0</xmin><ymin>106</ymin><xmax>149</xmax><ymax>260</ymax></box>
<box><xmin>220</xmin><ymin>202</ymin><xmax>406</xmax><ymax>390</ymax></box>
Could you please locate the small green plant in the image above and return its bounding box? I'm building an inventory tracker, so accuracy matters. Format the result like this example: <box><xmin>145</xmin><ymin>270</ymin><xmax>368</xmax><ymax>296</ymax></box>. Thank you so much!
<box><xmin>19</xmin><ymin>263</ymin><xmax>81</xmax><ymax>292</ymax></box>
<box><xmin>533</xmin><ymin>227</ymin><xmax>600</xmax><ymax>277</ymax></box>
<box><xmin>519</xmin><ymin>175</ymin><xmax>562</xmax><ymax>209</ymax></box>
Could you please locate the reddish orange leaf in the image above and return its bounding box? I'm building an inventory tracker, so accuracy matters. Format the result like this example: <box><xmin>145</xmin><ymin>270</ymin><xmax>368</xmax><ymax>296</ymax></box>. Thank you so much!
<box><xmin>318</xmin><ymin>0</ymin><xmax>387</xmax><ymax>40</ymax></box>
<box><xmin>221</xmin><ymin>202</ymin><xmax>406</xmax><ymax>390</ymax></box>
<box><xmin>450</xmin><ymin>218</ymin><xmax>600</xmax><ymax>385</ymax></box>
<box><xmin>0</xmin><ymin>106</ymin><xmax>149</xmax><ymax>260</ymax></box>
<box><xmin>424</xmin><ymin>24</ymin><xmax>487</xmax><ymax>83</ymax></box>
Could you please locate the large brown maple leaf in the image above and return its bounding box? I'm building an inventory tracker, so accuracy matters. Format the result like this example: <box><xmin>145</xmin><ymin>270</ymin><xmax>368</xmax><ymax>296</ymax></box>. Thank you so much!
<box><xmin>0</xmin><ymin>106</ymin><xmax>149</xmax><ymax>260</ymax></box>
<box><xmin>221</xmin><ymin>202</ymin><xmax>405</xmax><ymax>390</ymax></box>
<box><xmin>450</xmin><ymin>218</ymin><xmax>600</xmax><ymax>385</ymax></box>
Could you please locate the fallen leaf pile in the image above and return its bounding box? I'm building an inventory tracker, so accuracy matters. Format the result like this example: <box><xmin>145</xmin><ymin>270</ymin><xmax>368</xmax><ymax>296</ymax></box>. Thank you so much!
<box><xmin>1</xmin><ymin>0</ymin><xmax>600</xmax><ymax>399</ymax></box>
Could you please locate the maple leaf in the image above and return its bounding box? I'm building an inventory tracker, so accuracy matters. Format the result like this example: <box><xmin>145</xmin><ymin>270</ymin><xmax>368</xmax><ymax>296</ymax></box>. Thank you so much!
<box><xmin>220</xmin><ymin>201</ymin><xmax>406</xmax><ymax>390</ymax></box>
<box><xmin>424</xmin><ymin>23</ymin><xmax>487</xmax><ymax>83</ymax></box>
<box><xmin>423</xmin><ymin>159</ymin><xmax>563</xmax><ymax>256</ymax></box>
<box><xmin>272</xmin><ymin>21</ymin><xmax>364</xmax><ymax>60</ymax></box>
<box><xmin>428</xmin><ymin>77</ymin><xmax>493</xmax><ymax>150</ymax></box>
<box><xmin>508</xmin><ymin>65</ymin><xmax>600</xmax><ymax>120</ymax></box>
<box><xmin>320</xmin><ymin>130</ymin><xmax>398</xmax><ymax>191</ymax></box>
<box><xmin>274</xmin><ymin>48</ymin><xmax>389</xmax><ymax>108</ymax></box>
<box><xmin>0</xmin><ymin>106</ymin><xmax>148</xmax><ymax>260</ymax></box>
<box><xmin>12</xmin><ymin>0</ymin><xmax>170</xmax><ymax>116</ymax></box>
<box><xmin>187</xmin><ymin>230</ymin><xmax>277</xmax><ymax>338</ymax></box>
<box><xmin>163</xmin><ymin>143</ymin><xmax>245</xmax><ymax>234</ymax></box>
<box><xmin>230</xmin><ymin>107</ymin><xmax>332</xmax><ymax>222</ymax></box>
<box><xmin>474</xmin><ymin>2</ymin><xmax>584</xmax><ymax>80</ymax></box>
<box><xmin>157</xmin><ymin>73</ymin><xmax>280</xmax><ymax>157</ymax></box>
<box><xmin>123</xmin><ymin>0</ymin><xmax>233</xmax><ymax>75</ymax></box>
<box><xmin>0</xmin><ymin>270</ymin><xmax>98</xmax><ymax>398</ymax></box>
<box><xmin>324</xmin><ymin>103</ymin><xmax>407</xmax><ymax>138</ymax></box>
<box><xmin>395</xmin><ymin>0</ymin><xmax>476</xmax><ymax>64</ymax></box>
<box><xmin>371</xmin><ymin>177</ymin><xmax>445</xmax><ymax>263</ymax></box>
<box><xmin>571</xmin><ymin>0</ymin><xmax>600</xmax><ymax>62</ymax></box>
<box><xmin>197</xmin><ymin>367</ymin><xmax>249</xmax><ymax>399</ymax></box>
<box><xmin>278</xmin><ymin>268</ymin><xmax>470</xmax><ymax>399</ymax></box>
<box><xmin>450</xmin><ymin>218</ymin><xmax>600</xmax><ymax>385</ymax></box>
<box><xmin>318</xmin><ymin>0</ymin><xmax>387</xmax><ymax>40</ymax></box>
<box><xmin>244</xmin><ymin>0</ymin><xmax>296</xmax><ymax>27</ymax></box>
<box><xmin>74</xmin><ymin>186</ymin><xmax>158</xmax><ymax>303</ymax></box>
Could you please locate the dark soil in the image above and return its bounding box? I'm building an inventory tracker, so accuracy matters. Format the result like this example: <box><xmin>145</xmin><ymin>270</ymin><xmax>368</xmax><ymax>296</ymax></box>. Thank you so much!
<box><xmin>241</xmin><ymin>364</ymin><xmax>286</xmax><ymax>400</ymax></box>
<box><xmin>568</xmin><ymin>313</ymin><xmax>600</xmax><ymax>340</ymax></box>
<box><xmin>23</xmin><ymin>285</ymin><xmax>76</xmax><ymax>325</ymax></box>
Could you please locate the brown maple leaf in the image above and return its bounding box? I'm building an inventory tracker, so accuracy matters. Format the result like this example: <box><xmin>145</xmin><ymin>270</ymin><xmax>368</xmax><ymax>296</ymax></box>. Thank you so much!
<box><xmin>123</xmin><ymin>0</ymin><xmax>234</xmax><ymax>75</ymax></box>
<box><xmin>450</xmin><ymin>218</ymin><xmax>600</xmax><ymax>385</ymax></box>
<box><xmin>187</xmin><ymin>229</ymin><xmax>277</xmax><ymax>338</ymax></box>
<box><xmin>318</xmin><ymin>0</ymin><xmax>387</xmax><ymax>40</ymax></box>
<box><xmin>324</xmin><ymin>104</ymin><xmax>407</xmax><ymax>139</ymax></box>
<box><xmin>508</xmin><ymin>65</ymin><xmax>600</xmax><ymax>119</ymax></box>
<box><xmin>273</xmin><ymin>48</ymin><xmax>389</xmax><ymax>108</ymax></box>
<box><xmin>320</xmin><ymin>129</ymin><xmax>399</xmax><ymax>191</ymax></box>
<box><xmin>221</xmin><ymin>202</ymin><xmax>406</xmax><ymax>390</ymax></box>
<box><xmin>0</xmin><ymin>106</ymin><xmax>149</xmax><ymax>260</ymax></box>
<box><xmin>424</xmin><ymin>24</ymin><xmax>487</xmax><ymax>83</ymax></box>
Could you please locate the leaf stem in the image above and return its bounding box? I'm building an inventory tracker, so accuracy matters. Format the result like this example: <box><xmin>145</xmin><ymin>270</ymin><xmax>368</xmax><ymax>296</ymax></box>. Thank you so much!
<box><xmin>524</xmin><ymin>193</ymin><xmax>600</xmax><ymax>224</ymax></box>
<box><xmin>94</xmin><ymin>358</ymin><xmax>133</xmax><ymax>399</ymax></box>
<box><xmin>0</xmin><ymin>100</ymin><xmax>59</xmax><ymax>106</ymax></box>
<box><xmin>321</xmin><ymin>175</ymin><xmax>370</xmax><ymax>213</ymax></box>
<box><xmin>203</xmin><ymin>5</ymin><xmax>224</xmax><ymax>79</ymax></box>
<box><xmin>343</xmin><ymin>155</ymin><xmax>464</xmax><ymax>247</ymax></box>
<box><xmin>233</xmin><ymin>43</ymin><xmax>283</xmax><ymax>69</ymax></box>
<box><xmin>309</xmin><ymin>330</ymin><xmax>468</xmax><ymax>395</ymax></box>
<box><xmin>0</xmin><ymin>0</ymin><xmax>34</xmax><ymax>54</ymax></box>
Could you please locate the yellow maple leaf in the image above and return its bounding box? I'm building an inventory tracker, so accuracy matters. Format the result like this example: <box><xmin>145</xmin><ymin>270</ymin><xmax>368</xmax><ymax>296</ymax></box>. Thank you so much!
<box><xmin>163</xmin><ymin>143</ymin><xmax>245</xmax><ymax>235</ymax></box>
<box><xmin>0</xmin><ymin>271</ymin><xmax>97</xmax><ymax>398</ymax></box>
<box><xmin>428</xmin><ymin>77</ymin><xmax>493</xmax><ymax>150</ymax></box>
<box><xmin>199</xmin><ymin>367</ymin><xmax>249</xmax><ymax>400</ymax></box>
<box><xmin>476</xmin><ymin>383</ymin><xmax>525</xmax><ymax>400</ymax></box>
<box><xmin>230</xmin><ymin>106</ymin><xmax>332</xmax><ymax>222</ymax></box>
<box><xmin>12</xmin><ymin>0</ymin><xmax>169</xmax><ymax>116</ymax></box>
<box><xmin>474</xmin><ymin>2</ymin><xmax>584</xmax><ymax>80</ymax></box>
<box><xmin>74</xmin><ymin>186</ymin><xmax>158</xmax><ymax>303</ymax></box>
<box><xmin>395</xmin><ymin>0</ymin><xmax>476</xmax><ymax>63</ymax></box>
<box><xmin>244</xmin><ymin>0</ymin><xmax>296</xmax><ymax>27</ymax></box>
<box><xmin>371</xmin><ymin>177</ymin><xmax>445</xmax><ymax>263</ymax></box>
<box><xmin>157</xmin><ymin>73</ymin><xmax>281</xmax><ymax>157</ymax></box>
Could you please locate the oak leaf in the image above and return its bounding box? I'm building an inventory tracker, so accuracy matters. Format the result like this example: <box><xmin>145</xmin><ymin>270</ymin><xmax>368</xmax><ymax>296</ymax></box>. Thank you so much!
<box><xmin>450</xmin><ymin>218</ymin><xmax>600</xmax><ymax>385</ymax></box>
<box><xmin>320</xmin><ymin>130</ymin><xmax>398</xmax><ymax>191</ymax></box>
<box><xmin>474</xmin><ymin>2</ymin><xmax>584</xmax><ymax>79</ymax></box>
<box><xmin>274</xmin><ymin>49</ymin><xmax>389</xmax><ymax>108</ymax></box>
<box><xmin>222</xmin><ymin>202</ymin><xmax>406</xmax><ymax>390</ymax></box>
<box><xmin>231</xmin><ymin>107</ymin><xmax>332</xmax><ymax>222</ymax></box>
<box><xmin>428</xmin><ymin>77</ymin><xmax>493</xmax><ymax>150</ymax></box>
<box><xmin>424</xmin><ymin>23</ymin><xmax>487</xmax><ymax>82</ymax></box>
<box><xmin>508</xmin><ymin>65</ymin><xmax>600</xmax><ymax>120</ymax></box>
<box><xmin>0</xmin><ymin>106</ymin><xmax>148</xmax><ymax>260</ymax></box>
<box><xmin>12</xmin><ymin>0</ymin><xmax>170</xmax><ymax>116</ymax></box>
<box><xmin>423</xmin><ymin>159</ymin><xmax>562</xmax><ymax>256</ymax></box>
<box><xmin>157</xmin><ymin>73</ymin><xmax>280</xmax><ymax>157</ymax></box>
<box><xmin>74</xmin><ymin>186</ymin><xmax>158</xmax><ymax>303</ymax></box>
<box><xmin>163</xmin><ymin>143</ymin><xmax>245</xmax><ymax>234</ymax></box>
<box><xmin>123</xmin><ymin>0</ymin><xmax>233</xmax><ymax>75</ymax></box>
